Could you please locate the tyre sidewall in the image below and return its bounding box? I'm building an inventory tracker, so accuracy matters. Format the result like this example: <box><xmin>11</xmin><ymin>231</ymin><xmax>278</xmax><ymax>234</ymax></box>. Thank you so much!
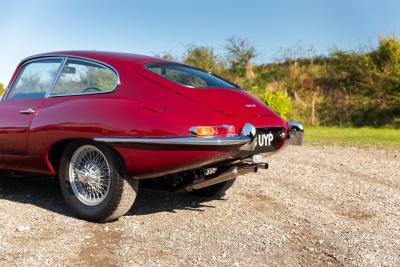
<box><xmin>59</xmin><ymin>141</ymin><xmax>126</xmax><ymax>221</ymax></box>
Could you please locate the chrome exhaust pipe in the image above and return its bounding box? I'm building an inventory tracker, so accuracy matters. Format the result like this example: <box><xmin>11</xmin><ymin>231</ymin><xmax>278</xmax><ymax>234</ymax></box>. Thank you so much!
<box><xmin>237</xmin><ymin>162</ymin><xmax>268</xmax><ymax>175</ymax></box>
<box><xmin>186</xmin><ymin>167</ymin><xmax>238</xmax><ymax>191</ymax></box>
<box><xmin>185</xmin><ymin>163</ymin><xmax>265</xmax><ymax>192</ymax></box>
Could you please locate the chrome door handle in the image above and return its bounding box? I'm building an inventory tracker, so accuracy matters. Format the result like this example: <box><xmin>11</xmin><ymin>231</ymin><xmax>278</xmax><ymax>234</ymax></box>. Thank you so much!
<box><xmin>19</xmin><ymin>108</ymin><xmax>36</xmax><ymax>114</ymax></box>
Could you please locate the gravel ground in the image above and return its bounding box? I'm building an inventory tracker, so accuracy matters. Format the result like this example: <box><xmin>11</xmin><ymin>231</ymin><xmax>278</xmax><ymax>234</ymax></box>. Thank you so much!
<box><xmin>0</xmin><ymin>144</ymin><xmax>399</xmax><ymax>266</ymax></box>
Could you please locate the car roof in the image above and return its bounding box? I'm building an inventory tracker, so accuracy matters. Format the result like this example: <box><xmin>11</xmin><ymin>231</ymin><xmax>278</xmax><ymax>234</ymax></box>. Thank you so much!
<box><xmin>23</xmin><ymin>50</ymin><xmax>173</xmax><ymax>66</ymax></box>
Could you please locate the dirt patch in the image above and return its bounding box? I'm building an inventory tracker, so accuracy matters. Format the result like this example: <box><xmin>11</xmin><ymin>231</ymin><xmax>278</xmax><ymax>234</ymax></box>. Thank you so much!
<box><xmin>76</xmin><ymin>224</ymin><xmax>123</xmax><ymax>267</ymax></box>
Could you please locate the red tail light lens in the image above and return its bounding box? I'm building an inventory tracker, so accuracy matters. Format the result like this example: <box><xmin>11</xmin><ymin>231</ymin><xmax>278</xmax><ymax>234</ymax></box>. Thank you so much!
<box><xmin>189</xmin><ymin>125</ymin><xmax>235</xmax><ymax>137</ymax></box>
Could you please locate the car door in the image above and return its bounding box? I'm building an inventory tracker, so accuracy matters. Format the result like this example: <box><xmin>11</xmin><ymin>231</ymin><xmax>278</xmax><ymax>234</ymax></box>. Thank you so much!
<box><xmin>0</xmin><ymin>58</ymin><xmax>63</xmax><ymax>155</ymax></box>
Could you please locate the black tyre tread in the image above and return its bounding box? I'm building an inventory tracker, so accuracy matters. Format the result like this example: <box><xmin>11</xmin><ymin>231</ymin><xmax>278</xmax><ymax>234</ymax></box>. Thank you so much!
<box><xmin>190</xmin><ymin>179</ymin><xmax>236</xmax><ymax>197</ymax></box>
<box><xmin>102</xmin><ymin>176</ymin><xmax>138</xmax><ymax>222</ymax></box>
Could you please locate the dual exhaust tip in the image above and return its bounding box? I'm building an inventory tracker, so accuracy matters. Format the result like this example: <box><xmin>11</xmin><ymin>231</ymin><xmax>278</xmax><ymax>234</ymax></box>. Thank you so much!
<box><xmin>186</xmin><ymin>162</ymin><xmax>268</xmax><ymax>192</ymax></box>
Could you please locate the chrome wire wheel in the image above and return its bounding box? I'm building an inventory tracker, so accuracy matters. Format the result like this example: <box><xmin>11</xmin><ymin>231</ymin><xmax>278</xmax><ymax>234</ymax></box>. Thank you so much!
<box><xmin>68</xmin><ymin>145</ymin><xmax>111</xmax><ymax>206</ymax></box>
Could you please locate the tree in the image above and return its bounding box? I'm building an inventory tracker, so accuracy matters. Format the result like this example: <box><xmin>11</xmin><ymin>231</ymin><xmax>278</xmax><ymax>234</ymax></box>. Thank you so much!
<box><xmin>183</xmin><ymin>45</ymin><xmax>224</xmax><ymax>74</ymax></box>
<box><xmin>225</xmin><ymin>36</ymin><xmax>257</xmax><ymax>78</ymax></box>
<box><xmin>0</xmin><ymin>83</ymin><xmax>4</xmax><ymax>96</ymax></box>
<box><xmin>153</xmin><ymin>52</ymin><xmax>176</xmax><ymax>60</ymax></box>
<box><xmin>277</xmin><ymin>42</ymin><xmax>315</xmax><ymax>67</ymax></box>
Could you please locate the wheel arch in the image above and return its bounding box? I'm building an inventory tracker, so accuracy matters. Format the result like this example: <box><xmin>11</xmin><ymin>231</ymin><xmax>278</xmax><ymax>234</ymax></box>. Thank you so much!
<box><xmin>46</xmin><ymin>138</ymin><xmax>128</xmax><ymax>177</ymax></box>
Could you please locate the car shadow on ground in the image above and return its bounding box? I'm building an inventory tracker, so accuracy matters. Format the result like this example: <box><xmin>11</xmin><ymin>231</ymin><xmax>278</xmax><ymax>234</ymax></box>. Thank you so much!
<box><xmin>130</xmin><ymin>189</ymin><xmax>225</xmax><ymax>216</ymax></box>
<box><xmin>0</xmin><ymin>175</ymin><xmax>224</xmax><ymax>219</ymax></box>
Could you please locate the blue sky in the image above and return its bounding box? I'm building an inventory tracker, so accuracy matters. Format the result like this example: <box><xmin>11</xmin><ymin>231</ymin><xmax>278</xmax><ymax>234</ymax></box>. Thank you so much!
<box><xmin>1</xmin><ymin>0</ymin><xmax>400</xmax><ymax>85</ymax></box>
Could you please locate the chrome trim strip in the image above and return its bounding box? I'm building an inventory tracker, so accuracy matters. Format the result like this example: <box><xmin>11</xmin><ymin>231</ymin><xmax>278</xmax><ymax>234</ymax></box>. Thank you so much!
<box><xmin>94</xmin><ymin>136</ymin><xmax>251</xmax><ymax>146</ymax></box>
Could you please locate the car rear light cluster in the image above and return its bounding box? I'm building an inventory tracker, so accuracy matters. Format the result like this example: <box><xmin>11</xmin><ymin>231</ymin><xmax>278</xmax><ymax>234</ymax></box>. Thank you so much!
<box><xmin>189</xmin><ymin>125</ymin><xmax>235</xmax><ymax>137</ymax></box>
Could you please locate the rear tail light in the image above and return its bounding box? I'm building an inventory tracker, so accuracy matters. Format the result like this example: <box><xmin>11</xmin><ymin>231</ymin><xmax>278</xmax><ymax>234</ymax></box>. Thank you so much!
<box><xmin>189</xmin><ymin>125</ymin><xmax>235</xmax><ymax>137</ymax></box>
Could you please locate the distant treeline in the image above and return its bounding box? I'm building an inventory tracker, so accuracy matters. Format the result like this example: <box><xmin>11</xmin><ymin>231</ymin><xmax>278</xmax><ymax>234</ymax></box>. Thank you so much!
<box><xmin>157</xmin><ymin>36</ymin><xmax>400</xmax><ymax>128</ymax></box>
<box><xmin>2</xmin><ymin>37</ymin><xmax>399</xmax><ymax>128</ymax></box>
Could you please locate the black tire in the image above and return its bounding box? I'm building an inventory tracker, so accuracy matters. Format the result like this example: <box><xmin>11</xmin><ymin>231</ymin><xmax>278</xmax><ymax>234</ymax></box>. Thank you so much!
<box><xmin>190</xmin><ymin>179</ymin><xmax>236</xmax><ymax>197</ymax></box>
<box><xmin>59</xmin><ymin>141</ymin><xmax>138</xmax><ymax>222</ymax></box>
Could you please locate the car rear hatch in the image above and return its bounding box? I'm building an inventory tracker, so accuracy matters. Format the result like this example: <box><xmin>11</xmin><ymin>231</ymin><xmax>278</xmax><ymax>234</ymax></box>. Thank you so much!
<box><xmin>134</xmin><ymin>63</ymin><xmax>277</xmax><ymax>117</ymax></box>
<box><xmin>176</xmin><ymin>88</ymin><xmax>276</xmax><ymax>117</ymax></box>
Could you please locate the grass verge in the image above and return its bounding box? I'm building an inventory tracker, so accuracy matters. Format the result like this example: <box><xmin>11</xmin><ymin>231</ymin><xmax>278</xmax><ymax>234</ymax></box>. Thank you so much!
<box><xmin>304</xmin><ymin>127</ymin><xmax>400</xmax><ymax>148</ymax></box>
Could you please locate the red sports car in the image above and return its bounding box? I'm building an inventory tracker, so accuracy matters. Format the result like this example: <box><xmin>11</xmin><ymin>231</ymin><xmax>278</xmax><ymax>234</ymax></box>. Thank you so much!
<box><xmin>0</xmin><ymin>51</ymin><xmax>303</xmax><ymax>222</ymax></box>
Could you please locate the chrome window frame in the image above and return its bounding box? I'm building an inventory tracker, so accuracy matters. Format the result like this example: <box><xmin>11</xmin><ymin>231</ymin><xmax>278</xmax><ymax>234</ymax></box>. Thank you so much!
<box><xmin>1</xmin><ymin>55</ymin><xmax>120</xmax><ymax>101</ymax></box>
<box><xmin>47</xmin><ymin>57</ymin><xmax>120</xmax><ymax>98</ymax></box>
<box><xmin>45</xmin><ymin>57</ymin><xmax>68</xmax><ymax>98</ymax></box>
<box><xmin>2</xmin><ymin>57</ymin><xmax>65</xmax><ymax>101</ymax></box>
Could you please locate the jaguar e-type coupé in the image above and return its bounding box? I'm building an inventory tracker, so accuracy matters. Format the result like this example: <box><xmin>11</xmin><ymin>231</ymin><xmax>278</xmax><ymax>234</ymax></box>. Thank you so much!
<box><xmin>0</xmin><ymin>51</ymin><xmax>303</xmax><ymax>222</ymax></box>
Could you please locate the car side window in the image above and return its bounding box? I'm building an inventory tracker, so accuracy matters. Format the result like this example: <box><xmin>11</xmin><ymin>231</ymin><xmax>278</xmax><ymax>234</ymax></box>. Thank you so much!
<box><xmin>6</xmin><ymin>59</ymin><xmax>63</xmax><ymax>100</ymax></box>
<box><xmin>51</xmin><ymin>59</ymin><xmax>118</xmax><ymax>96</ymax></box>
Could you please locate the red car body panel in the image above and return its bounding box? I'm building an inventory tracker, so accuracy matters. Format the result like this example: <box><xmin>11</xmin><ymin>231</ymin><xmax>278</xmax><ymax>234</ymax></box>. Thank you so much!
<box><xmin>0</xmin><ymin>51</ymin><xmax>290</xmax><ymax>178</ymax></box>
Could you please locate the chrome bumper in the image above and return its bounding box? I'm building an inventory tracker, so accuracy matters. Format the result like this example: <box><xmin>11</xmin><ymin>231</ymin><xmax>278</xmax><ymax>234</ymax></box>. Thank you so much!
<box><xmin>288</xmin><ymin>121</ymin><xmax>304</xmax><ymax>145</ymax></box>
<box><xmin>94</xmin><ymin>136</ymin><xmax>251</xmax><ymax>146</ymax></box>
<box><xmin>94</xmin><ymin>121</ymin><xmax>304</xmax><ymax>147</ymax></box>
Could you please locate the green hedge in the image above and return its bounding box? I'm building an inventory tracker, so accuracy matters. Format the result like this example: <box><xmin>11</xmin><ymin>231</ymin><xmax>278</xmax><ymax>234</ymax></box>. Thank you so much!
<box><xmin>261</xmin><ymin>90</ymin><xmax>292</xmax><ymax>119</ymax></box>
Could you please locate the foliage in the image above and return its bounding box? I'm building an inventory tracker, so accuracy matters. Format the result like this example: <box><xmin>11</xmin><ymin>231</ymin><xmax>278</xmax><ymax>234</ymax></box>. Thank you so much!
<box><xmin>183</xmin><ymin>46</ymin><xmax>224</xmax><ymax>75</ymax></box>
<box><xmin>225</xmin><ymin>36</ymin><xmax>257</xmax><ymax>68</ymax></box>
<box><xmin>0</xmin><ymin>83</ymin><xmax>4</xmax><ymax>96</ymax></box>
<box><xmin>166</xmin><ymin>36</ymin><xmax>399</xmax><ymax>127</ymax></box>
<box><xmin>319</xmin><ymin>37</ymin><xmax>400</xmax><ymax>127</ymax></box>
<box><xmin>153</xmin><ymin>52</ymin><xmax>176</xmax><ymax>60</ymax></box>
<box><xmin>225</xmin><ymin>36</ymin><xmax>257</xmax><ymax>78</ymax></box>
<box><xmin>261</xmin><ymin>90</ymin><xmax>292</xmax><ymax>119</ymax></box>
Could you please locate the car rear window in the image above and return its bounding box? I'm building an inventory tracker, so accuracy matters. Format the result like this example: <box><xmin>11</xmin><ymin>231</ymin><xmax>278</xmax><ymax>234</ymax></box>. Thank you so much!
<box><xmin>146</xmin><ymin>64</ymin><xmax>238</xmax><ymax>89</ymax></box>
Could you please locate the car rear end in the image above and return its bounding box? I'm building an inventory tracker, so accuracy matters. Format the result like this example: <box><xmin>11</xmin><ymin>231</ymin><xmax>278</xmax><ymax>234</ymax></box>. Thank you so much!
<box><xmin>109</xmin><ymin>60</ymin><xmax>304</xmax><ymax>182</ymax></box>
